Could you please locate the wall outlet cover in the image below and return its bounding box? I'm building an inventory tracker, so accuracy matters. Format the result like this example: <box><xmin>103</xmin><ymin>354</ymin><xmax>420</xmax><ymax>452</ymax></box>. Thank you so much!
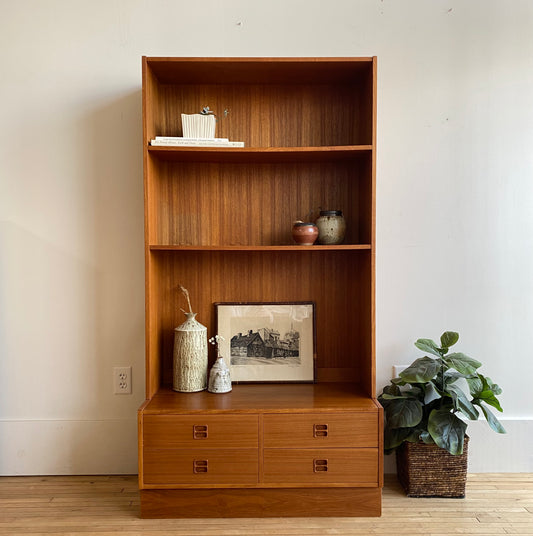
<box><xmin>113</xmin><ymin>366</ymin><xmax>132</xmax><ymax>394</ymax></box>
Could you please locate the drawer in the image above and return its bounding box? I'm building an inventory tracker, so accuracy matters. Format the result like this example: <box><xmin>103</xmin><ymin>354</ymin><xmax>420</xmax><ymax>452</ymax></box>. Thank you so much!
<box><xmin>263</xmin><ymin>448</ymin><xmax>378</xmax><ymax>485</ymax></box>
<box><xmin>144</xmin><ymin>448</ymin><xmax>258</xmax><ymax>485</ymax></box>
<box><xmin>263</xmin><ymin>413</ymin><xmax>378</xmax><ymax>448</ymax></box>
<box><xmin>143</xmin><ymin>415</ymin><xmax>258</xmax><ymax>448</ymax></box>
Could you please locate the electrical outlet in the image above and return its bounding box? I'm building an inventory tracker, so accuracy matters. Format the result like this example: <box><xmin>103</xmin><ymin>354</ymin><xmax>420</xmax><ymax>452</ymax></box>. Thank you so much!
<box><xmin>393</xmin><ymin>365</ymin><xmax>408</xmax><ymax>378</ymax></box>
<box><xmin>113</xmin><ymin>366</ymin><xmax>132</xmax><ymax>394</ymax></box>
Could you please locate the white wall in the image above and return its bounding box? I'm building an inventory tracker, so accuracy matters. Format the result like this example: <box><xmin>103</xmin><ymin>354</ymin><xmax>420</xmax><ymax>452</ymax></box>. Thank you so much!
<box><xmin>0</xmin><ymin>0</ymin><xmax>531</xmax><ymax>475</ymax></box>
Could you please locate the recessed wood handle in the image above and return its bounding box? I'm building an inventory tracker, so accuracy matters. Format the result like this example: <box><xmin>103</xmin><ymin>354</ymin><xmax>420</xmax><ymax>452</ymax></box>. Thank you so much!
<box><xmin>193</xmin><ymin>425</ymin><xmax>208</xmax><ymax>439</ymax></box>
<box><xmin>193</xmin><ymin>460</ymin><xmax>208</xmax><ymax>473</ymax></box>
<box><xmin>314</xmin><ymin>459</ymin><xmax>328</xmax><ymax>472</ymax></box>
<box><xmin>313</xmin><ymin>424</ymin><xmax>328</xmax><ymax>438</ymax></box>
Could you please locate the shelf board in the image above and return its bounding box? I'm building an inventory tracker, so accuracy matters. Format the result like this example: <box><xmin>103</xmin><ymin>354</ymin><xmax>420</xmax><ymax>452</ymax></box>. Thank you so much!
<box><xmin>149</xmin><ymin>244</ymin><xmax>372</xmax><ymax>252</ymax></box>
<box><xmin>147</xmin><ymin>145</ymin><xmax>372</xmax><ymax>163</ymax></box>
<box><xmin>142</xmin><ymin>382</ymin><xmax>379</xmax><ymax>415</ymax></box>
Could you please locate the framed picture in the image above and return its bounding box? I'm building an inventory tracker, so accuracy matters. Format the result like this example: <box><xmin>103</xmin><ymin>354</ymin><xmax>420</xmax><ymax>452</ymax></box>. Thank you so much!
<box><xmin>215</xmin><ymin>302</ymin><xmax>316</xmax><ymax>383</ymax></box>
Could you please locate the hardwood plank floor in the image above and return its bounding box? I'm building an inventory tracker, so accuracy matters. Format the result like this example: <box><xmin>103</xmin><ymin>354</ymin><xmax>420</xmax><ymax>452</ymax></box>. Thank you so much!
<box><xmin>0</xmin><ymin>474</ymin><xmax>531</xmax><ymax>535</ymax></box>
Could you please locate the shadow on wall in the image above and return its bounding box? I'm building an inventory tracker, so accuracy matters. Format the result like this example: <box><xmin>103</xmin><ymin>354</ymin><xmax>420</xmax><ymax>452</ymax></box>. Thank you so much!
<box><xmin>0</xmin><ymin>89</ymin><xmax>144</xmax><ymax>474</ymax></box>
<box><xmin>86</xmin><ymin>88</ymin><xmax>145</xmax><ymax>410</ymax></box>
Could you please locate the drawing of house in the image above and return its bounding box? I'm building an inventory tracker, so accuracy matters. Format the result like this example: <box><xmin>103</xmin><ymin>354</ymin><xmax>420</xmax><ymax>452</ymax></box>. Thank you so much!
<box><xmin>231</xmin><ymin>327</ymin><xmax>299</xmax><ymax>359</ymax></box>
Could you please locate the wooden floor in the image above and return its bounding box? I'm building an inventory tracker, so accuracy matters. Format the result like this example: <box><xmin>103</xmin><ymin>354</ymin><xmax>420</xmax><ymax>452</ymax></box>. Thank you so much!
<box><xmin>0</xmin><ymin>474</ymin><xmax>532</xmax><ymax>535</ymax></box>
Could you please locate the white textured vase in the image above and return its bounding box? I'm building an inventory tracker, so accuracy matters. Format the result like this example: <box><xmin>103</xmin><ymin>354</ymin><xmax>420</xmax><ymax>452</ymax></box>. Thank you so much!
<box><xmin>173</xmin><ymin>312</ymin><xmax>208</xmax><ymax>392</ymax></box>
<box><xmin>208</xmin><ymin>356</ymin><xmax>232</xmax><ymax>394</ymax></box>
<box><xmin>181</xmin><ymin>113</ymin><xmax>216</xmax><ymax>139</ymax></box>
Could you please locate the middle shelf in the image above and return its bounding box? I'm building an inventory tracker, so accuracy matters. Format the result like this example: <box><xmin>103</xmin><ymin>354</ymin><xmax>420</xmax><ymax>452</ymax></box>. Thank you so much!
<box><xmin>149</xmin><ymin>244</ymin><xmax>372</xmax><ymax>251</ymax></box>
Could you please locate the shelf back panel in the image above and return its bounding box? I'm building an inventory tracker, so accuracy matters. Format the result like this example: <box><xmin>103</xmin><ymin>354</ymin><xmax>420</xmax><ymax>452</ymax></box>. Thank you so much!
<box><xmin>146</xmin><ymin>249</ymin><xmax>371</xmax><ymax>387</ymax></box>
<box><xmin>148</xmin><ymin>158</ymin><xmax>372</xmax><ymax>247</ymax></box>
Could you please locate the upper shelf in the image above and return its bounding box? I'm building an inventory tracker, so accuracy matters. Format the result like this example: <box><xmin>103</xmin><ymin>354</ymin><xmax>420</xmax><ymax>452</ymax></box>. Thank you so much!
<box><xmin>147</xmin><ymin>145</ymin><xmax>373</xmax><ymax>163</ymax></box>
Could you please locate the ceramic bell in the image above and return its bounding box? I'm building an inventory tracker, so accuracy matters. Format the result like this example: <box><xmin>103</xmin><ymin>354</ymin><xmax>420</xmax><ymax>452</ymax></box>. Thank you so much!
<box><xmin>208</xmin><ymin>357</ymin><xmax>232</xmax><ymax>393</ymax></box>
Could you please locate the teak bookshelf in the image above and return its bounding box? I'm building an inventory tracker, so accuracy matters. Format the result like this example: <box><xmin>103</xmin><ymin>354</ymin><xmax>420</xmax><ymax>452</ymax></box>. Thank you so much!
<box><xmin>138</xmin><ymin>57</ymin><xmax>382</xmax><ymax>518</ymax></box>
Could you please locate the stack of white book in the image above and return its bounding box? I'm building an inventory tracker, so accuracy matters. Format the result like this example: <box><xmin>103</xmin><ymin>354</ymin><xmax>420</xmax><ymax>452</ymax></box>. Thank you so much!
<box><xmin>150</xmin><ymin>137</ymin><xmax>245</xmax><ymax>148</ymax></box>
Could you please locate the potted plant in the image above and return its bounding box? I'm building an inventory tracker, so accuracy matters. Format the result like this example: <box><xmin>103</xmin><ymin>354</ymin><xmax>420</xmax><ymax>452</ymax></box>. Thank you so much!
<box><xmin>378</xmin><ymin>331</ymin><xmax>505</xmax><ymax>497</ymax></box>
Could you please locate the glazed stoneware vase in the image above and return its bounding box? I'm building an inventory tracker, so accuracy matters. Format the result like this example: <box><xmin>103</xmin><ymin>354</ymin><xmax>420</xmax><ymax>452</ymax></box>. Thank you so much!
<box><xmin>292</xmin><ymin>222</ymin><xmax>319</xmax><ymax>245</ymax></box>
<box><xmin>315</xmin><ymin>210</ymin><xmax>346</xmax><ymax>245</ymax></box>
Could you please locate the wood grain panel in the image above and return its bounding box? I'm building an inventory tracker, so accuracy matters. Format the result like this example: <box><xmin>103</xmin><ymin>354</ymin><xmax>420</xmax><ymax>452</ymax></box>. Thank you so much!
<box><xmin>263</xmin><ymin>448</ymin><xmax>378</xmax><ymax>485</ymax></box>
<box><xmin>143</xmin><ymin>415</ymin><xmax>258</xmax><ymax>448</ymax></box>
<box><xmin>150</xmin><ymin>249</ymin><xmax>370</xmax><ymax>384</ymax></box>
<box><xmin>263</xmin><ymin>413</ymin><xmax>378</xmax><ymax>448</ymax></box>
<box><xmin>155</xmin><ymin>83</ymin><xmax>370</xmax><ymax>148</ymax></box>
<box><xmin>147</xmin><ymin>57</ymin><xmax>374</xmax><ymax>85</ymax></box>
<box><xmin>143</xmin><ymin>449</ymin><xmax>258</xmax><ymax>486</ymax></box>
<box><xmin>151</xmin><ymin>157</ymin><xmax>372</xmax><ymax>247</ymax></box>
<box><xmin>140</xmin><ymin>486</ymin><xmax>381</xmax><ymax>518</ymax></box>
<box><xmin>145</xmin><ymin>253</ymin><xmax>162</xmax><ymax>398</ymax></box>
<box><xmin>142</xmin><ymin>383</ymin><xmax>380</xmax><ymax>414</ymax></box>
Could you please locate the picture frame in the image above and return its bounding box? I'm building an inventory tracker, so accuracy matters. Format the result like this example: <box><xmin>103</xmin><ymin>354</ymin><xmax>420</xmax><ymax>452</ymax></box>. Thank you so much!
<box><xmin>214</xmin><ymin>302</ymin><xmax>316</xmax><ymax>383</ymax></box>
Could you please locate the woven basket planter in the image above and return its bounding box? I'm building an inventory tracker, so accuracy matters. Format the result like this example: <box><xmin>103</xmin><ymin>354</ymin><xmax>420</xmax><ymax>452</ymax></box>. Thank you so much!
<box><xmin>396</xmin><ymin>436</ymin><xmax>469</xmax><ymax>498</ymax></box>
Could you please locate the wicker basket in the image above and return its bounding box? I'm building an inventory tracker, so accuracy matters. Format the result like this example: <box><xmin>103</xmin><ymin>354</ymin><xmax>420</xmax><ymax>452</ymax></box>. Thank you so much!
<box><xmin>396</xmin><ymin>436</ymin><xmax>469</xmax><ymax>498</ymax></box>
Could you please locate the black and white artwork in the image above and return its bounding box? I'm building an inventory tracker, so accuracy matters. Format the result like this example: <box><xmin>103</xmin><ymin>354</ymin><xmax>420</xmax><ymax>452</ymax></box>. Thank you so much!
<box><xmin>215</xmin><ymin>302</ymin><xmax>315</xmax><ymax>383</ymax></box>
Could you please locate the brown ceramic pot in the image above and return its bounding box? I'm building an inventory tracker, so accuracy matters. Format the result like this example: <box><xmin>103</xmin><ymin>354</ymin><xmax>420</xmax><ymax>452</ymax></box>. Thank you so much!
<box><xmin>292</xmin><ymin>222</ymin><xmax>319</xmax><ymax>245</ymax></box>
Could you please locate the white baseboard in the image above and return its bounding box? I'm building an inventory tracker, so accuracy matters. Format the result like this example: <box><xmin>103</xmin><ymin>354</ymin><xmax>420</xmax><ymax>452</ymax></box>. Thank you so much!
<box><xmin>384</xmin><ymin>419</ymin><xmax>533</xmax><ymax>473</ymax></box>
<box><xmin>0</xmin><ymin>419</ymin><xmax>137</xmax><ymax>476</ymax></box>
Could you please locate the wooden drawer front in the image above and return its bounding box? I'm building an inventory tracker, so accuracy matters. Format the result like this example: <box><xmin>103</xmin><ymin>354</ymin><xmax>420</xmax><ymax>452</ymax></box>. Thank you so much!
<box><xmin>263</xmin><ymin>448</ymin><xmax>378</xmax><ymax>485</ymax></box>
<box><xmin>263</xmin><ymin>413</ymin><xmax>378</xmax><ymax>448</ymax></box>
<box><xmin>143</xmin><ymin>415</ymin><xmax>258</xmax><ymax>449</ymax></box>
<box><xmin>144</xmin><ymin>449</ymin><xmax>258</xmax><ymax>485</ymax></box>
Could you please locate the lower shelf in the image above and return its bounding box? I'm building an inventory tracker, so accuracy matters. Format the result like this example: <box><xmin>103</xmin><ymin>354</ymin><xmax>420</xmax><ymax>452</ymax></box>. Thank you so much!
<box><xmin>140</xmin><ymin>487</ymin><xmax>382</xmax><ymax>518</ymax></box>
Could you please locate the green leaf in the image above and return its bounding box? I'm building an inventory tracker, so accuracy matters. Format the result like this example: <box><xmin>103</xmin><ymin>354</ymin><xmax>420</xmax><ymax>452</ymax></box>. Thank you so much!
<box><xmin>402</xmin><ymin>386</ymin><xmax>423</xmax><ymax>398</ymax></box>
<box><xmin>444</xmin><ymin>370</ymin><xmax>467</xmax><ymax>385</ymax></box>
<box><xmin>420</xmin><ymin>430</ymin><xmax>434</xmax><ymax>444</ymax></box>
<box><xmin>440</xmin><ymin>331</ymin><xmax>459</xmax><ymax>349</ymax></box>
<box><xmin>485</xmin><ymin>376</ymin><xmax>503</xmax><ymax>395</ymax></box>
<box><xmin>424</xmin><ymin>382</ymin><xmax>442</xmax><ymax>404</ymax></box>
<box><xmin>446</xmin><ymin>383</ymin><xmax>480</xmax><ymax>420</ymax></box>
<box><xmin>381</xmin><ymin>393</ymin><xmax>409</xmax><ymax>400</ymax></box>
<box><xmin>444</xmin><ymin>352</ymin><xmax>482</xmax><ymax>375</ymax></box>
<box><xmin>478</xmin><ymin>403</ymin><xmax>506</xmax><ymax>434</ymax></box>
<box><xmin>467</xmin><ymin>376</ymin><xmax>483</xmax><ymax>397</ymax></box>
<box><xmin>383</xmin><ymin>384</ymin><xmax>402</xmax><ymax>396</ymax></box>
<box><xmin>391</xmin><ymin>377</ymin><xmax>408</xmax><ymax>386</ymax></box>
<box><xmin>471</xmin><ymin>374</ymin><xmax>504</xmax><ymax>412</ymax></box>
<box><xmin>474</xmin><ymin>390</ymin><xmax>503</xmax><ymax>412</ymax></box>
<box><xmin>400</xmin><ymin>357</ymin><xmax>440</xmax><ymax>383</ymax></box>
<box><xmin>384</xmin><ymin>398</ymin><xmax>423</xmax><ymax>429</ymax></box>
<box><xmin>414</xmin><ymin>338</ymin><xmax>442</xmax><ymax>357</ymax></box>
<box><xmin>428</xmin><ymin>409</ymin><xmax>467</xmax><ymax>455</ymax></box>
<box><xmin>384</xmin><ymin>427</ymin><xmax>412</xmax><ymax>450</ymax></box>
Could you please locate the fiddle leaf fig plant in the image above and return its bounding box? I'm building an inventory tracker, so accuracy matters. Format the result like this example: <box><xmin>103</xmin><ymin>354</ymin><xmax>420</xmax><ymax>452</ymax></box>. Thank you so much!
<box><xmin>378</xmin><ymin>331</ymin><xmax>505</xmax><ymax>456</ymax></box>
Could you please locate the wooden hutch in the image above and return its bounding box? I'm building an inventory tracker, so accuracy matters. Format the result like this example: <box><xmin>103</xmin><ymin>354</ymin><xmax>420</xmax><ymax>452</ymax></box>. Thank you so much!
<box><xmin>138</xmin><ymin>57</ymin><xmax>382</xmax><ymax>517</ymax></box>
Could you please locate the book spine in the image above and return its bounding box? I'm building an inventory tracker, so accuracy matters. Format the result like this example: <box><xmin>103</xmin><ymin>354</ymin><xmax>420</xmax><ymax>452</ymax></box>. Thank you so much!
<box><xmin>151</xmin><ymin>140</ymin><xmax>245</xmax><ymax>148</ymax></box>
<box><xmin>155</xmin><ymin>137</ymin><xmax>230</xmax><ymax>143</ymax></box>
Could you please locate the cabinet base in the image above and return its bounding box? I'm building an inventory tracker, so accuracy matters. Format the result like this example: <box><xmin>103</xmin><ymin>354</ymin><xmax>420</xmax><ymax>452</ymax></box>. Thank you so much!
<box><xmin>140</xmin><ymin>487</ymin><xmax>381</xmax><ymax>518</ymax></box>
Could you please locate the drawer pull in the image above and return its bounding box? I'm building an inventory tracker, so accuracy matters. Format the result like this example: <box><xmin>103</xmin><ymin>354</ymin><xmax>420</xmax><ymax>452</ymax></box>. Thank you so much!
<box><xmin>314</xmin><ymin>459</ymin><xmax>328</xmax><ymax>472</ymax></box>
<box><xmin>313</xmin><ymin>424</ymin><xmax>328</xmax><ymax>438</ymax></box>
<box><xmin>193</xmin><ymin>425</ymin><xmax>208</xmax><ymax>439</ymax></box>
<box><xmin>193</xmin><ymin>460</ymin><xmax>208</xmax><ymax>473</ymax></box>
